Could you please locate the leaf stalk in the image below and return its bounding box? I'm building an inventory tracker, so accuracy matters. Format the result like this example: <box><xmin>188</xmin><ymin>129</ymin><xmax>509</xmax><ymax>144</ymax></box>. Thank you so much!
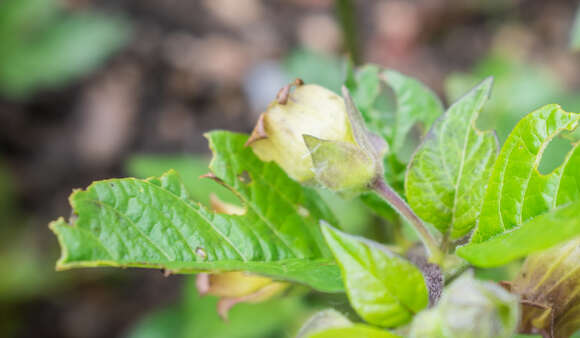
<box><xmin>371</xmin><ymin>178</ymin><xmax>443</xmax><ymax>262</ymax></box>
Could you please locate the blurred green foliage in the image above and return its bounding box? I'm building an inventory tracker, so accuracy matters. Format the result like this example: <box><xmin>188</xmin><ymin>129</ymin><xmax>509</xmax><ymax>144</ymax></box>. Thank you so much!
<box><xmin>128</xmin><ymin>277</ymin><xmax>308</xmax><ymax>338</ymax></box>
<box><xmin>446</xmin><ymin>54</ymin><xmax>565</xmax><ymax>142</ymax></box>
<box><xmin>0</xmin><ymin>160</ymin><xmax>68</xmax><ymax>336</ymax></box>
<box><xmin>0</xmin><ymin>160</ymin><xmax>63</xmax><ymax>302</ymax></box>
<box><xmin>0</xmin><ymin>0</ymin><xmax>129</xmax><ymax>98</ymax></box>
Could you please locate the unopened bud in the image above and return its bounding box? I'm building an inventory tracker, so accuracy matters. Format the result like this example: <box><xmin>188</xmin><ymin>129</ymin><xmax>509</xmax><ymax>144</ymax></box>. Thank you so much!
<box><xmin>196</xmin><ymin>272</ymin><xmax>288</xmax><ymax>320</ymax></box>
<box><xmin>247</xmin><ymin>81</ymin><xmax>386</xmax><ymax>196</ymax></box>
<box><xmin>409</xmin><ymin>271</ymin><xmax>519</xmax><ymax>338</ymax></box>
<box><xmin>509</xmin><ymin>238</ymin><xmax>580</xmax><ymax>338</ymax></box>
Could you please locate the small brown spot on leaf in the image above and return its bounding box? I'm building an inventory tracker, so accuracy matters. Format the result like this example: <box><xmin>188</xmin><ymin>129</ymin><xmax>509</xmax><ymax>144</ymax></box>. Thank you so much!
<box><xmin>237</xmin><ymin>170</ymin><xmax>252</xmax><ymax>184</ymax></box>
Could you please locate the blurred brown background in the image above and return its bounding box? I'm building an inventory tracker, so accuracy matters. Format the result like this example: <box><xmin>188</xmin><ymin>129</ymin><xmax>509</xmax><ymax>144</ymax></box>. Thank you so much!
<box><xmin>1</xmin><ymin>0</ymin><xmax>580</xmax><ymax>337</ymax></box>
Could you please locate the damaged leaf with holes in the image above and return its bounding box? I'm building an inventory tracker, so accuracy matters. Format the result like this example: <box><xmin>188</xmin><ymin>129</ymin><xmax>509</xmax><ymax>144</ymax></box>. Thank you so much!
<box><xmin>458</xmin><ymin>105</ymin><xmax>580</xmax><ymax>266</ymax></box>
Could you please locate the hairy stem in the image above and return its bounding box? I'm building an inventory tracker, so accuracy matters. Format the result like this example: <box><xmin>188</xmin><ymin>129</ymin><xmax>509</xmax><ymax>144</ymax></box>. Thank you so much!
<box><xmin>371</xmin><ymin>178</ymin><xmax>442</xmax><ymax>261</ymax></box>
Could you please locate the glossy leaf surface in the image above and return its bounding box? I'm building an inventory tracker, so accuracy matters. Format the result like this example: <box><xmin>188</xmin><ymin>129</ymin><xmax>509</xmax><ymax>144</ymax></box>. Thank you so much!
<box><xmin>321</xmin><ymin>224</ymin><xmax>428</xmax><ymax>327</ymax></box>
<box><xmin>459</xmin><ymin>105</ymin><xmax>580</xmax><ymax>266</ymax></box>
<box><xmin>50</xmin><ymin>132</ymin><xmax>343</xmax><ymax>292</ymax></box>
<box><xmin>472</xmin><ymin>105</ymin><xmax>580</xmax><ymax>241</ymax></box>
<box><xmin>457</xmin><ymin>201</ymin><xmax>580</xmax><ymax>267</ymax></box>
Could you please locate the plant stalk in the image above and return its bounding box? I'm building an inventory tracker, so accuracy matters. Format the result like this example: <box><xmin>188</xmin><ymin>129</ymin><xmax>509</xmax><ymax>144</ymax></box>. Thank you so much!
<box><xmin>335</xmin><ymin>0</ymin><xmax>360</xmax><ymax>64</ymax></box>
<box><xmin>371</xmin><ymin>178</ymin><xmax>442</xmax><ymax>261</ymax></box>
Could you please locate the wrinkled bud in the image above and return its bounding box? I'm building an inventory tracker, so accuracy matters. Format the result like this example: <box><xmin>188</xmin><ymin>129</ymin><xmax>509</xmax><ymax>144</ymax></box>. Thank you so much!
<box><xmin>247</xmin><ymin>81</ymin><xmax>386</xmax><ymax>195</ymax></box>
<box><xmin>508</xmin><ymin>238</ymin><xmax>580</xmax><ymax>338</ymax></box>
<box><xmin>409</xmin><ymin>271</ymin><xmax>519</xmax><ymax>338</ymax></box>
<box><xmin>247</xmin><ymin>83</ymin><xmax>354</xmax><ymax>183</ymax></box>
<box><xmin>196</xmin><ymin>272</ymin><xmax>288</xmax><ymax>320</ymax></box>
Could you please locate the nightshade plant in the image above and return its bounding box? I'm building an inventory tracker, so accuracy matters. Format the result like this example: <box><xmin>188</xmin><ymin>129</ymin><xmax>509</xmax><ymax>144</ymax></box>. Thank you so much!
<box><xmin>50</xmin><ymin>64</ymin><xmax>580</xmax><ymax>338</ymax></box>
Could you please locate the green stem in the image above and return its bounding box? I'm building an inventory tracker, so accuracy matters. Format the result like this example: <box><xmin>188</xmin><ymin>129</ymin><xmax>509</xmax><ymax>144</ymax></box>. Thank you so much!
<box><xmin>335</xmin><ymin>0</ymin><xmax>360</xmax><ymax>64</ymax></box>
<box><xmin>371</xmin><ymin>178</ymin><xmax>443</xmax><ymax>261</ymax></box>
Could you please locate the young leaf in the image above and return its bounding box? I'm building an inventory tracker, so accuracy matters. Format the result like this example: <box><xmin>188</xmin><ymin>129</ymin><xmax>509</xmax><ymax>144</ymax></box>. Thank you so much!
<box><xmin>320</xmin><ymin>223</ymin><xmax>428</xmax><ymax>328</ymax></box>
<box><xmin>406</xmin><ymin>77</ymin><xmax>498</xmax><ymax>239</ymax></box>
<box><xmin>458</xmin><ymin>105</ymin><xmax>580</xmax><ymax>266</ymax></box>
<box><xmin>473</xmin><ymin>105</ymin><xmax>579</xmax><ymax>240</ymax></box>
<box><xmin>50</xmin><ymin>131</ymin><xmax>343</xmax><ymax>293</ymax></box>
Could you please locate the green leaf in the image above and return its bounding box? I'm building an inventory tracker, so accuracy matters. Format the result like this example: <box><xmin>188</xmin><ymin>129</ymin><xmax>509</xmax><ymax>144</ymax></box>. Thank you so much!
<box><xmin>459</xmin><ymin>105</ymin><xmax>580</xmax><ymax>266</ymax></box>
<box><xmin>472</xmin><ymin>105</ymin><xmax>580</xmax><ymax>241</ymax></box>
<box><xmin>50</xmin><ymin>131</ymin><xmax>343</xmax><ymax>292</ymax></box>
<box><xmin>406</xmin><ymin>77</ymin><xmax>498</xmax><ymax>239</ymax></box>
<box><xmin>308</xmin><ymin>325</ymin><xmax>401</xmax><ymax>338</ymax></box>
<box><xmin>456</xmin><ymin>201</ymin><xmax>580</xmax><ymax>267</ymax></box>
<box><xmin>320</xmin><ymin>223</ymin><xmax>428</xmax><ymax>327</ymax></box>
